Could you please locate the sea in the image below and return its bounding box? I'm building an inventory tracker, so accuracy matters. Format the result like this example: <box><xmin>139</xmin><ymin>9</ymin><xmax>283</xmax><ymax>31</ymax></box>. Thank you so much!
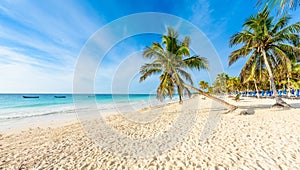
<box><xmin>0</xmin><ymin>94</ymin><xmax>177</xmax><ymax>131</ymax></box>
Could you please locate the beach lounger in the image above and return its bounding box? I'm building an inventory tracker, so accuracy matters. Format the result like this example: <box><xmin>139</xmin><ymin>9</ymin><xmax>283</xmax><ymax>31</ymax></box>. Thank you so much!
<box><xmin>268</xmin><ymin>90</ymin><xmax>272</xmax><ymax>97</ymax></box>
<box><xmin>278</xmin><ymin>90</ymin><xmax>282</xmax><ymax>97</ymax></box>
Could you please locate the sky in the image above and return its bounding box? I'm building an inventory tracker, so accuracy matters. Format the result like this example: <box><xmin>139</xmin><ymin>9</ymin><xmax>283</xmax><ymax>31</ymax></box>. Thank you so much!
<box><xmin>0</xmin><ymin>0</ymin><xmax>299</xmax><ymax>94</ymax></box>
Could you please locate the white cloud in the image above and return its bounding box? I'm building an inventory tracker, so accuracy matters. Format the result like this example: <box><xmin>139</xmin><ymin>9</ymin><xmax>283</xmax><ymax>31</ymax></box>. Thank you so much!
<box><xmin>189</xmin><ymin>0</ymin><xmax>213</xmax><ymax>27</ymax></box>
<box><xmin>0</xmin><ymin>47</ymin><xmax>74</xmax><ymax>93</ymax></box>
<box><xmin>0</xmin><ymin>1</ymin><xmax>103</xmax><ymax>93</ymax></box>
<box><xmin>0</xmin><ymin>61</ymin><xmax>73</xmax><ymax>93</ymax></box>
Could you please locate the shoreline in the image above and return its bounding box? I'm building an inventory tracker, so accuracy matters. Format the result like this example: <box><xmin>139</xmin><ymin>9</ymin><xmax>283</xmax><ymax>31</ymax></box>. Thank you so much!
<box><xmin>1</xmin><ymin>95</ymin><xmax>299</xmax><ymax>134</ymax></box>
<box><xmin>0</xmin><ymin>96</ymin><xmax>183</xmax><ymax>135</ymax></box>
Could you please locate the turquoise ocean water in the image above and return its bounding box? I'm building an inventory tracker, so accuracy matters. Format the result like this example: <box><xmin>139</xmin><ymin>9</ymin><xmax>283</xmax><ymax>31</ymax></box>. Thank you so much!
<box><xmin>0</xmin><ymin>94</ymin><xmax>162</xmax><ymax>120</ymax></box>
<box><xmin>0</xmin><ymin>94</ymin><xmax>180</xmax><ymax>131</ymax></box>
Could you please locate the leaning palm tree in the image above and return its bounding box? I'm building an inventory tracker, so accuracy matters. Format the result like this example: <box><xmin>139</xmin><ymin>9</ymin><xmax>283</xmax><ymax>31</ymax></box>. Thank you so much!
<box><xmin>229</xmin><ymin>8</ymin><xmax>300</xmax><ymax>107</ymax></box>
<box><xmin>140</xmin><ymin>27</ymin><xmax>237</xmax><ymax>111</ymax></box>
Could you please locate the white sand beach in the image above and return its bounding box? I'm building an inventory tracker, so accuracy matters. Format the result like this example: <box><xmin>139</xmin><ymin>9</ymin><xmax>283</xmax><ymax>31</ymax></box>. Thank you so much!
<box><xmin>1</xmin><ymin>96</ymin><xmax>300</xmax><ymax>169</ymax></box>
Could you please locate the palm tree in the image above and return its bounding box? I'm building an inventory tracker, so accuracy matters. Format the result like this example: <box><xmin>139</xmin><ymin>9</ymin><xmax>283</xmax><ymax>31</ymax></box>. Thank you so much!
<box><xmin>140</xmin><ymin>27</ymin><xmax>237</xmax><ymax>111</ymax></box>
<box><xmin>226</xmin><ymin>76</ymin><xmax>241</xmax><ymax>94</ymax></box>
<box><xmin>199</xmin><ymin>80</ymin><xmax>209</xmax><ymax>91</ymax></box>
<box><xmin>212</xmin><ymin>73</ymin><xmax>228</xmax><ymax>94</ymax></box>
<box><xmin>257</xmin><ymin>0</ymin><xmax>299</xmax><ymax>12</ymax></box>
<box><xmin>229</xmin><ymin>8</ymin><xmax>300</xmax><ymax>107</ymax></box>
<box><xmin>244</xmin><ymin>69</ymin><xmax>261</xmax><ymax>98</ymax></box>
<box><xmin>287</xmin><ymin>59</ymin><xmax>300</xmax><ymax>91</ymax></box>
<box><xmin>281</xmin><ymin>48</ymin><xmax>300</xmax><ymax>96</ymax></box>
<box><xmin>238</xmin><ymin>52</ymin><xmax>266</xmax><ymax>98</ymax></box>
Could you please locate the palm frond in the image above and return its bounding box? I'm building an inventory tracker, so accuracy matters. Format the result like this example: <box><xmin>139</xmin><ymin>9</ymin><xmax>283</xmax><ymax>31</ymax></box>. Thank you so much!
<box><xmin>143</xmin><ymin>45</ymin><xmax>165</xmax><ymax>59</ymax></box>
<box><xmin>270</xmin><ymin>15</ymin><xmax>290</xmax><ymax>35</ymax></box>
<box><xmin>177</xmin><ymin>68</ymin><xmax>193</xmax><ymax>85</ymax></box>
<box><xmin>229</xmin><ymin>31</ymin><xmax>253</xmax><ymax>47</ymax></box>
<box><xmin>229</xmin><ymin>47</ymin><xmax>253</xmax><ymax>66</ymax></box>
<box><xmin>183</xmin><ymin>56</ymin><xmax>209</xmax><ymax>70</ymax></box>
<box><xmin>139</xmin><ymin>62</ymin><xmax>162</xmax><ymax>82</ymax></box>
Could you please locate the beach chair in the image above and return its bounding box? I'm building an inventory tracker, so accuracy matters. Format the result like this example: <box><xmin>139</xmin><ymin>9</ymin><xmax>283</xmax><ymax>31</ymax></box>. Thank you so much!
<box><xmin>278</xmin><ymin>90</ymin><xmax>282</xmax><ymax>97</ymax></box>
<box><xmin>261</xmin><ymin>90</ymin><xmax>265</xmax><ymax>97</ymax></box>
<box><xmin>267</xmin><ymin>90</ymin><xmax>272</xmax><ymax>97</ymax></box>
<box><xmin>291</xmin><ymin>89</ymin><xmax>295</xmax><ymax>95</ymax></box>
<box><xmin>296</xmin><ymin>89</ymin><xmax>300</xmax><ymax>98</ymax></box>
<box><xmin>271</xmin><ymin>90</ymin><xmax>274</xmax><ymax>97</ymax></box>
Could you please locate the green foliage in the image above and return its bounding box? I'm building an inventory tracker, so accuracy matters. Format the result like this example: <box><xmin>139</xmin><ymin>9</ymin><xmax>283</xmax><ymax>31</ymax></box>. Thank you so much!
<box><xmin>199</xmin><ymin>80</ymin><xmax>209</xmax><ymax>91</ymax></box>
<box><xmin>226</xmin><ymin>77</ymin><xmax>241</xmax><ymax>93</ymax></box>
<box><xmin>212</xmin><ymin>73</ymin><xmax>229</xmax><ymax>94</ymax></box>
<box><xmin>139</xmin><ymin>27</ymin><xmax>208</xmax><ymax>103</ymax></box>
<box><xmin>229</xmin><ymin>7</ymin><xmax>300</xmax><ymax>98</ymax></box>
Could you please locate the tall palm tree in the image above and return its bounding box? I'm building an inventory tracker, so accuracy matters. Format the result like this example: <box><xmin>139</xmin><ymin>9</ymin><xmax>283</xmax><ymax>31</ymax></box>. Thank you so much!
<box><xmin>140</xmin><ymin>27</ymin><xmax>237</xmax><ymax>111</ymax></box>
<box><xmin>229</xmin><ymin>8</ymin><xmax>300</xmax><ymax>107</ymax></box>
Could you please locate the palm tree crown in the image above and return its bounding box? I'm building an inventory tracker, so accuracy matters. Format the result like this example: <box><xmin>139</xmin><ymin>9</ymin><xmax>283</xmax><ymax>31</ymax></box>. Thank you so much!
<box><xmin>199</xmin><ymin>80</ymin><xmax>209</xmax><ymax>91</ymax></box>
<box><xmin>229</xmin><ymin>8</ymin><xmax>300</xmax><ymax>107</ymax></box>
<box><xmin>139</xmin><ymin>27</ymin><xmax>208</xmax><ymax>103</ymax></box>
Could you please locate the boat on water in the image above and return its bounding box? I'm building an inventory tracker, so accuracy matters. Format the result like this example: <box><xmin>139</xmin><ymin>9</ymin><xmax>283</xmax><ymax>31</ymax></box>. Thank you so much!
<box><xmin>54</xmin><ymin>96</ymin><xmax>66</xmax><ymax>98</ymax></box>
<box><xmin>23</xmin><ymin>96</ymin><xmax>39</xmax><ymax>98</ymax></box>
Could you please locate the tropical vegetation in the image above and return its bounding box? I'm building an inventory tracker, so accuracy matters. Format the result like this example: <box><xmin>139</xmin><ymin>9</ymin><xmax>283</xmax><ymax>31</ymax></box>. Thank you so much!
<box><xmin>139</xmin><ymin>27</ymin><xmax>237</xmax><ymax>111</ymax></box>
<box><xmin>139</xmin><ymin>1</ymin><xmax>300</xmax><ymax>112</ymax></box>
<box><xmin>228</xmin><ymin>7</ymin><xmax>300</xmax><ymax>107</ymax></box>
<box><xmin>199</xmin><ymin>80</ymin><xmax>209</xmax><ymax>91</ymax></box>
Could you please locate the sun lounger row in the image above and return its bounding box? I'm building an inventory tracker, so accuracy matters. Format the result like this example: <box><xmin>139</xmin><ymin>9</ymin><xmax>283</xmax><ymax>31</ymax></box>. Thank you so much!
<box><xmin>238</xmin><ymin>89</ymin><xmax>300</xmax><ymax>98</ymax></box>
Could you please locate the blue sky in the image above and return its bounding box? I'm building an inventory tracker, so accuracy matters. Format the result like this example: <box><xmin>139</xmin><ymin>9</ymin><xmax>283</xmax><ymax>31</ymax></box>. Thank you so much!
<box><xmin>0</xmin><ymin>0</ymin><xmax>299</xmax><ymax>93</ymax></box>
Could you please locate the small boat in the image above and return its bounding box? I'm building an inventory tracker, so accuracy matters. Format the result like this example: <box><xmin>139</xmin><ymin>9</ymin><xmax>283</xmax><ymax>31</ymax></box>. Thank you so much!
<box><xmin>54</xmin><ymin>96</ymin><xmax>66</xmax><ymax>98</ymax></box>
<box><xmin>23</xmin><ymin>96</ymin><xmax>39</xmax><ymax>98</ymax></box>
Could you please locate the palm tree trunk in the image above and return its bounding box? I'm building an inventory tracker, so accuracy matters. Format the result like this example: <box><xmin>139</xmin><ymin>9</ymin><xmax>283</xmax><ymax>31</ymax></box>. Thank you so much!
<box><xmin>246</xmin><ymin>84</ymin><xmax>249</xmax><ymax>97</ymax></box>
<box><xmin>179</xmin><ymin>95</ymin><xmax>183</xmax><ymax>104</ymax></box>
<box><xmin>261</xmin><ymin>49</ymin><xmax>290</xmax><ymax>108</ymax></box>
<box><xmin>287</xmin><ymin>75</ymin><xmax>291</xmax><ymax>97</ymax></box>
<box><xmin>253</xmin><ymin>79</ymin><xmax>260</xmax><ymax>99</ymax></box>
<box><xmin>183</xmin><ymin>84</ymin><xmax>237</xmax><ymax>113</ymax></box>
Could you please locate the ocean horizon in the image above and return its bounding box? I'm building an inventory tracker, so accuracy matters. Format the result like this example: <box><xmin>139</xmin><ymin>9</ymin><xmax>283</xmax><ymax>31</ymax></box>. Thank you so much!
<box><xmin>0</xmin><ymin>93</ymin><xmax>181</xmax><ymax>129</ymax></box>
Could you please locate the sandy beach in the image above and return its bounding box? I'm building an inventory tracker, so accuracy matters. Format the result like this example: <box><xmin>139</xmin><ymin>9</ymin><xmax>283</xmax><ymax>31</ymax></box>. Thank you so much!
<box><xmin>1</xmin><ymin>95</ymin><xmax>300</xmax><ymax>169</ymax></box>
